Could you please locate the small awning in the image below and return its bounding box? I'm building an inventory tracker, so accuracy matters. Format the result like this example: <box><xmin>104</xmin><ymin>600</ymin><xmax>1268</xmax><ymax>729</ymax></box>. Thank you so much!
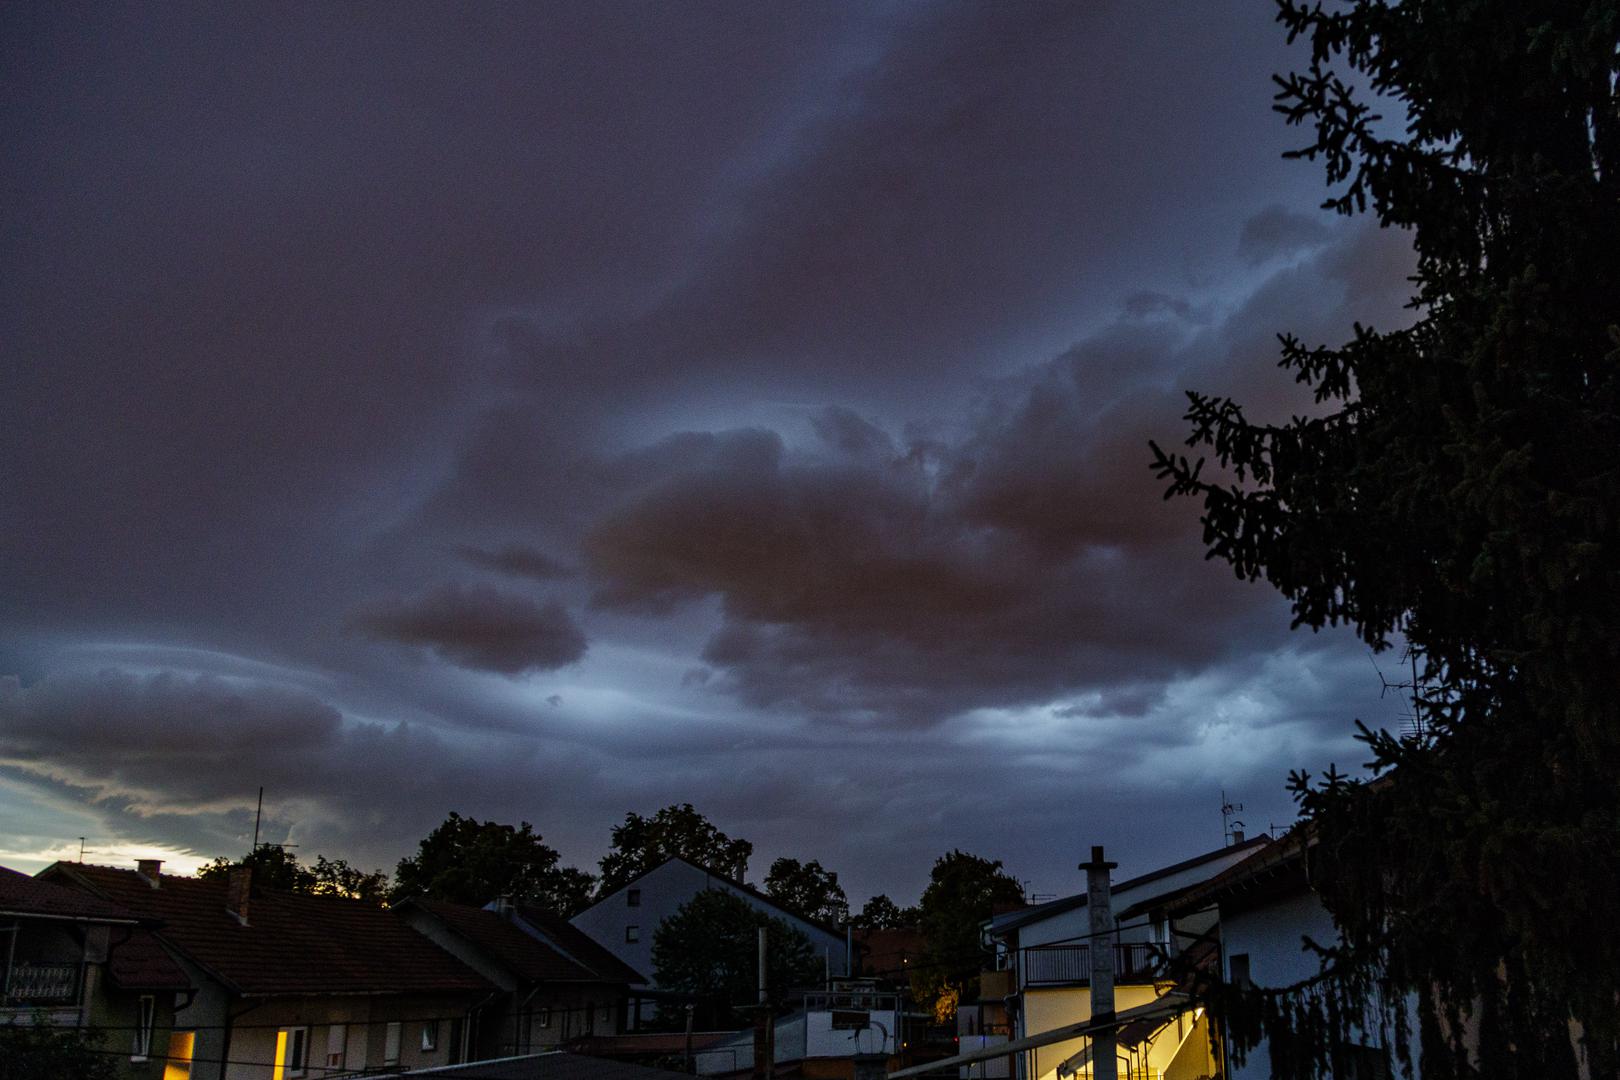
<box><xmin>886</xmin><ymin>993</ymin><xmax>1189</xmax><ymax>1079</ymax></box>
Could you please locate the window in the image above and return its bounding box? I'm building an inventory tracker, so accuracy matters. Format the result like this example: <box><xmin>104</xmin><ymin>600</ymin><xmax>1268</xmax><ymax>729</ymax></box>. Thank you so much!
<box><xmin>1228</xmin><ymin>953</ymin><xmax>1251</xmax><ymax>989</ymax></box>
<box><xmin>275</xmin><ymin>1027</ymin><xmax>309</xmax><ymax>1078</ymax></box>
<box><xmin>161</xmin><ymin>1030</ymin><xmax>194</xmax><ymax>1080</ymax></box>
<box><xmin>538</xmin><ymin>1007</ymin><xmax>551</xmax><ymax>1028</ymax></box>
<box><xmin>325</xmin><ymin>1025</ymin><xmax>347</xmax><ymax>1070</ymax></box>
<box><xmin>133</xmin><ymin>995</ymin><xmax>155</xmax><ymax>1059</ymax></box>
<box><xmin>627</xmin><ymin>888</ymin><xmax>641</xmax><ymax>907</ymax></box>
<box><xmin>384</xmin><ymin>1021</ymin><xmax>402</xmax><ymax>1066</ymax></box>
<box><xmin>625</xmin><ymin>924</ymin><xmax>640</xmax><ymax>943</ymax></box>
<box><xmin>421</xmin><ymin>1019</ymin><xmax>439</xmax><ymax>1052</ymax></box>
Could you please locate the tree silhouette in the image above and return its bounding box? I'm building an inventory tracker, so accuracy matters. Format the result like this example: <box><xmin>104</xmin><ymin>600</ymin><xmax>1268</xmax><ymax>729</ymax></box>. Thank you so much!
<box><xmin>1152</xmin><ymin>2</ymin><xmax>1619</xmax><ymax>1075</ymax></box>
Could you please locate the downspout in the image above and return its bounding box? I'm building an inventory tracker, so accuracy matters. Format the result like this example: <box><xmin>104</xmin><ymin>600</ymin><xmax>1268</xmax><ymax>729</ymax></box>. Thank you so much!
<box><xmin>220</xmin><ymin>998</ymin><xmax>270</xmax><ymax>1080</ymax></box>
<box><xmin>2</xmin><ymin>923</ymin><xmax>17</xmax><ymax>1000</ymax></box>
<box><xmin>466</xmin><ymin>990</ymin><xmax>501</xmax><ymax>1063</ymax></box>
<box><xmin>517</xmin><ymin>982</ymin><xmax>547</xmax><ymax>1054</ymax></box>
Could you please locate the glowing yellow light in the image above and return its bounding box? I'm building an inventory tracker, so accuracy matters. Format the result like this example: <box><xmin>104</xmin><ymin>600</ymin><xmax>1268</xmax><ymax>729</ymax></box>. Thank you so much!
<box><xmin>272</xmin><ymin>1030</ymin><xmax>288</xmax><ymax>1080</ymax></box>
<box><xmin>162</xmin><ymin>1031</ymin><xmax>195</xmax><ymax>1080</ymax></box>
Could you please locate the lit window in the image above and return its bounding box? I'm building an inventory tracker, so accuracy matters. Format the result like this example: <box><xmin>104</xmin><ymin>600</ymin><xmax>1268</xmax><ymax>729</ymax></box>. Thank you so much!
<box><xmin>384</xmin><ymin>1021</ymin><xmax>402</xmax><ymax>1065</ymax></box>
<box><xmin>627</xmin><ymin>888</ymin><xmax>641</xmax><ymax>907</ymax></box>
<box><xmin>421</xmin><ymin>1019</ymin><xmax>439</xmax><ymax>1052</ymax></box>
<box><xmin>625</xmin><ymin>925</ymin><xmax>640</xmax><ymax>943</ymax></box>
<box><xmin>133</xmin><ymin>995</ymin><xmax>155</xmax><ymax>1059</ymax></box>
<box><xmin>326</xmin><ymin>1025</ymin><xmax>347</xmax><ymax>1069</ymax></box>
<box><xmin>161</xmin><ymin>1030</ymin><xmax>194</xmax><ymax>1080</ymax></box>
<box><xmin>274</xmin><ymin>1027</ymin><xmax>309</xmax><ymax>1078</ymax></box>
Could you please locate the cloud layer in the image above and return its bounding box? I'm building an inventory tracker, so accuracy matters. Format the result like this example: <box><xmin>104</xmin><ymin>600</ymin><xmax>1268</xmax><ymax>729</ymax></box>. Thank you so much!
<box><xmin>1</xmin><ymin>4</ymin><xmax>1417</xmax><ymax>899</ymax></box>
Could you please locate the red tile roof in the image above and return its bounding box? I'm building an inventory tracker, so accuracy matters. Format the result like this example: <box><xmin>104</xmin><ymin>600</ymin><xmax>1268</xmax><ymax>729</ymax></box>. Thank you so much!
<box><xmin>516</xmin><ymin>906</ymin><xmax>647</xmax><ymax>985</ymax></box>
<box><xmin>107</xmin><ymin>928</ymin><xmax>192</xmax><ymax>992</ymax></box>
<box><xmin>0</xmin><ymin>865</ymin><xmax>140</xmax><ymax>922</ymax></box>
<box><xmin>50</xmin><ymin>864</ymin><xmax>492</xmax><ymax>997</ymax></box>
<box><xmin>416</xmin><ymin>901</ymin><xmax>601</xmax><ymax>983</ymax></box>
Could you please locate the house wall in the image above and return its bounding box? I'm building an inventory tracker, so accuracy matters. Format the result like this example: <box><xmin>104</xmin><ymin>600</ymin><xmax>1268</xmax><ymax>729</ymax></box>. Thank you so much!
<box><xmin>81</xmin><ymin>967</ymin><xmax>179</xmax><ymax>1080</ymax></box>
<box><xmin>166</xmin><ymin>951</ymin><xmax>230</xmax><ymax>1080</ymax></box>
<box><xmin>1219</xmin><ymin>888</ymin><xmax>1413</xmax><ymax>1080</ymax></box>
<box><xmin>1021</xmin><ymin>985</ymin><xmax>1172</xmax><ymax>1080</ymax></box>
<box><xmin>572</xmin><ymin>860</ymin><xmax>848</xmax><ymax>989</ymax></box>
<box><xmin>209</xmin><ymin>992</ymin><xmax>484</xmax><ymax>1079</ymax></box>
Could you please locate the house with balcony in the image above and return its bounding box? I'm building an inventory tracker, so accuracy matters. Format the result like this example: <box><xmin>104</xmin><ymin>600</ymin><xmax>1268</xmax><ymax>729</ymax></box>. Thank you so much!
<box><xmin>42</xmin><ymin>859</ymin><xmax>497</xmax><ymax>1080</ymax></box>
<box><xmin>1</xmin><ymin>864</ymin><xmax>192</xmax><ymax>1078</ymax></box>
<box><xmin>941</xmin><ymin>838</ymin><xmax>1271</xmax><ymax>1080</ymax></box>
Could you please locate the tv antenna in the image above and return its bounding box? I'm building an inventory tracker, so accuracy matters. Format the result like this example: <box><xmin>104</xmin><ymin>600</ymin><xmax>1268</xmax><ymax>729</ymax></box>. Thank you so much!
<box><xmin>252</xmin><ymin>786</ymin><xmax>264</xmax><ymax>851</ymax></box>
<box><xmin>1221</xmin><ymin>790</ymin><xmax>1246</xmax><ymax>846</ymax></box>
<box><xmin>1371</xmin><ymin>644</ymin><xmax>1429</xmax><ymax>743</ymax></box>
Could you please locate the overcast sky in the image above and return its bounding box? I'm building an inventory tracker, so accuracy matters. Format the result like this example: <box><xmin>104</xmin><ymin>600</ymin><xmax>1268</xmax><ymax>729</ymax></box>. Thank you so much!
<box><xmin>1</xmin><ymin>2</ymin><xmax>1417</xmax><ymax>904</ymax></box>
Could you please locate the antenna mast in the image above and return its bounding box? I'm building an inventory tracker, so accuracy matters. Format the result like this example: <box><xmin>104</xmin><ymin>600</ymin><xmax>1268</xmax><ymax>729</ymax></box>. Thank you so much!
<box><xmin>1221</xmin><ymin>789</ymin><xmax>1246</xmax><ymax>845</ymax></box>
<box><xmin>252</xmin><ymin>787</ymin><xmax>264</xmax><ymax>853</ymax></box>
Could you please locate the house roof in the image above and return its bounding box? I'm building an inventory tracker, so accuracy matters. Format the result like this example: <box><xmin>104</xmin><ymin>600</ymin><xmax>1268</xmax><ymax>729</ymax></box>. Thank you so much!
<box><xmin>48</xmin><ymin>863</ymin><xmax>492</xmax><ymax>997</ymax></box>
<box><xmin>515</xmin><ymin>906</ymin><xmax>647</xmax><ymax>985</ymax></box>
<box><xmin>587</xmin><ymin>857</ymin><xmax>844</xmax><ymax>939</ymax></box>
<box><xmin>1162</xmin><ymin>829</ymin><xmax>1313</xmax><ymax>918</ymax></box>
<box><xmin>410</xmin><ymin>901</ymin><xmax>604</xmax><ymax>984</ymax></box>
<box><xmin>985</xmin><ymin>836</ymin><xmax>1274</xmax><ymax>937</ymax></box>
<box><xmin>0</xmin><ymin>865</ymin><xmax>140</xmax><ymax>923</ymax></box>
<box><xmin>107</xmin><ymin>928</ymin><xmax>193</xmax><ymax>992</ymax></box>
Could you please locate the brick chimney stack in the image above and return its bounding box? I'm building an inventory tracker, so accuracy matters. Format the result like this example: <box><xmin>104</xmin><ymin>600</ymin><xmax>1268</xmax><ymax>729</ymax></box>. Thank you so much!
<box><xmin>136</xmin><ymin>859</ymin><xmax>163</xmax><ymax>888</ymax></box>
<box><xmin>226</xmin><ymin>865</ymin><xmax>253</xmax><ymax>926</ymax></box>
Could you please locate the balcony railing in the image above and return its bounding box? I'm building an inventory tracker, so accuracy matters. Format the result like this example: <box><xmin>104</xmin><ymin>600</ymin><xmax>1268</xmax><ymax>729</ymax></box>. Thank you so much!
<box><xmin>1021</xmin><ymin>943</ymin><xmax>1163</xmax><ymax>987</ymax></box>
<box><xmin>4</xmin><ymin>962</ymin><xmax>80</xmax><ymax>1004</ymax></box>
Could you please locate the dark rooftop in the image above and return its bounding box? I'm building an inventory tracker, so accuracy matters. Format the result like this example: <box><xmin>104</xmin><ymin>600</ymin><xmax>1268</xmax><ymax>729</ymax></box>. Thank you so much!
<box><xmin>0</xmin><ymin>864</ymin><xmax>141</xmax><ymax>923</ymax></box>
<box><xmin>47</xmin><ymin>863</ymin><xmax>491</xmax><ymax>997</ymax></box>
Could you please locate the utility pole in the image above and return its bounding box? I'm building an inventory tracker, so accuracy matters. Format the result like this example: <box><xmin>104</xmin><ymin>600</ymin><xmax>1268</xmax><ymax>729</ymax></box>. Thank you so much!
<box><xmin>1081</xmin><ymin>846</ymin><xmax>1118</xmax><ymax>1080</ymax></box>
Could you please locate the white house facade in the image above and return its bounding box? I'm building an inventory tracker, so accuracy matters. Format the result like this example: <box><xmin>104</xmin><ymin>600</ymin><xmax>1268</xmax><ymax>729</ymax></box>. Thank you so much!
<box><xmin>571</xmin><ymin>857</ymin><xmax>849</xmax><ymax>999</ymax></box>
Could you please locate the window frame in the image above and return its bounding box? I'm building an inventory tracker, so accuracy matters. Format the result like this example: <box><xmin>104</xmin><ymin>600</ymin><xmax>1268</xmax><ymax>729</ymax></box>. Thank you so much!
<box><xmin>421</xmin><ymin>1018</ymin><xmax>439</xmax><ymax>1052</ymax></box>
<box><xmin>384</xmin><ymin>1021</ymin><xmax>403</xmax><ymax>1066</ymax></box>
<box><xmin>627</xmin><ymin>888</ymin><xmax>641</xmax><ymax>907</ymax></box>
<box><xmin>132</xmin><ymin>994</ymin><xmax>155</xmax><ymax>1060</ymax></box>
<box><xmin>278</xmin><ymin>1025</ymin><xmax>310</xmax><ymax>1078</ymax></box>
<box><xmin>325</xmin><ymin>1024</ymin><xmax>347</xmax><ymax>1070</ymax></box>
<box><xmin>625</xmin><ymin>924</ymin><xmax>640</xmax><ymax>943</ymax></box>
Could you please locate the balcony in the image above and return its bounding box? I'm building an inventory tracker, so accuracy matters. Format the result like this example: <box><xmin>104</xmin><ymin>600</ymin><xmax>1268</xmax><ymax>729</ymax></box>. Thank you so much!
<box><xmin>4</xmin><ymin>961</ymin><xmax>80</xmax><ymax>1004</ymax></box>
<box><xmin>1021</xmin><ymin>943</ymin><xmax>1163</xmax><ymax>988</ymax></box>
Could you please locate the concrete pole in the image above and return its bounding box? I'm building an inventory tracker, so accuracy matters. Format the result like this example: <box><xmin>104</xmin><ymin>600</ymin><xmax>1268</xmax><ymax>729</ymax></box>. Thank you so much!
<box><xmin>1081</xmin><ymin>845</ymin><xmax>1118</xmax><ymax>1080</ymax></box>
<box><xmin>757</xmin><ymin>926</ymin><xmax>774</xmax><ymax>1080</ymax></box>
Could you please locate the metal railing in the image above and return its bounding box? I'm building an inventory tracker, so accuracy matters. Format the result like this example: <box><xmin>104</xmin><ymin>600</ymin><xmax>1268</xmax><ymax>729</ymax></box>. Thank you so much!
<box><xmin>1020</xmin><ymin>943</ymin><xmax>1163</xmax><ymax>987</ymax></box>
<box><xmin>4</xmin><ymin>961</ymin><xmax>80</xmax><ymax>1003</ymax></box>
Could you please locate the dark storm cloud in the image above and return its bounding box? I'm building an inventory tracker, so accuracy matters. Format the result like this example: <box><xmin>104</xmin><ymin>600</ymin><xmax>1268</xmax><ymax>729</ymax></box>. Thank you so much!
<box><xmin>2</xmin><ymin>0</ymin><xmax>1420</xmax><ymax>894</ymax></box>
<box><xmin>456</xmin><ymin>544</ymin><xmax>575</xmax><ymax>582</ymax></box>
<box><xmin>581</xmin><ymin>220</ymin><xmax>1416</xmax><ymax>725</ymax></box>
<box><xmin>0</xmin><ymin>668</ymin><xmax>595</xmax><ymax>863</ymax></box>
<box><xmin>1239</xmin><ymin>204</ymin><xmax>1337</xmax><ymax>264</ymax></box>
<box><xmin>353</xmin><ymin>584</ymin><xmax>587</xmax><ymax>675</ymax></box>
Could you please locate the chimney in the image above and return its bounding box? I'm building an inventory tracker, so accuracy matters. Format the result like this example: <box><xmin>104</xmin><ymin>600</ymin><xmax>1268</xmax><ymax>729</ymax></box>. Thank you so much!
<box><xmin>1231</xmin><ymin>829</ymin><xmax>1245</xmax><ymax>845</ymax></box>
<box><xmin>136</xmin><ymin>859</ymin><xmax>163</xmax><ymax>888</ymax></box>
<box><xmin>1080</xmin><ymin>845</ymin><xmax>1119</xmax><ymax>1080</ymax></box>
<box><xmin>494</xmin><ymin>896</ymin><xmax>515</xmax><ymax>919</ymax></box>
<box><xmin>225</xmin><ymin>865</ymin><xmax>253</xmax><ymax>926</ymax></box>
